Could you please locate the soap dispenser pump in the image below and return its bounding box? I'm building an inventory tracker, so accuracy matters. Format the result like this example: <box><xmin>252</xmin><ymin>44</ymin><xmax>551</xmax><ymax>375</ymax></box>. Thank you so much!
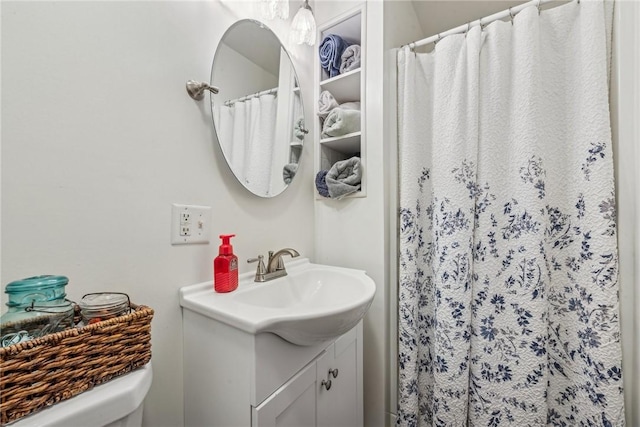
<box><xmin>214</xmin><ymin>234</ymin><xmax>238</xmax><ymax>293</ymax></box>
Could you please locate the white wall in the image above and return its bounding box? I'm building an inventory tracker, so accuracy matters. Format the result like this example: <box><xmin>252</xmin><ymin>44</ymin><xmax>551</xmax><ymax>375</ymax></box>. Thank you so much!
<box><xmin>382</xmin><ymin>3</ymin><xmax>426</xmax><ymax>425</ymax></box>
<box><xmin>0</xmin><ymin>2</ymin><xmax>315</xmax><ymax>426</ymax></box>
<box><xmin>313</xmin><ymin>2</ymin><xmax>389</xmax><ymax>425</ymax></box>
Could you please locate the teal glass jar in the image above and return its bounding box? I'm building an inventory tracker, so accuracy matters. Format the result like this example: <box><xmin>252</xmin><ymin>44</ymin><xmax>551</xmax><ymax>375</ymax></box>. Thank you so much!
<box><xmin>0</xmin><ymin>275</ymin><xmax>74</xmax><ymax>347</ymax></box>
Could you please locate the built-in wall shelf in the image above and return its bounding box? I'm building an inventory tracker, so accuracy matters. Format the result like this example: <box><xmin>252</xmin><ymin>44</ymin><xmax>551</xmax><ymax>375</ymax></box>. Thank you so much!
<box><xmin>319</xmin><ymin>68</ymin><xmax>361</xmax><ymax>103</ymax></box>
<box><xmin>320</xmin><ymin>132</ymin><xmax>361</xmax><ymax>154</ymax></box>
<box><xmin>315</xmin><ymin>5</ymin><xmax>366</xmax><ymax>200</ymax></box>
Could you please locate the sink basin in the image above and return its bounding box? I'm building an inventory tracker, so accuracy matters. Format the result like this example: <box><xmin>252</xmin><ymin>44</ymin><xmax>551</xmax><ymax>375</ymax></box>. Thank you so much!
<box><xmin>179</xmin><ymin>258</ymin><xmax>376</xmax><ymax>346</ymax></box>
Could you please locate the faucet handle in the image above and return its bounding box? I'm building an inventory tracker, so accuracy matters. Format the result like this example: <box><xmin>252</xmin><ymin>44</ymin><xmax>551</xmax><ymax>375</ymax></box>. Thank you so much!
<box><xmin>267</xmin><ymin>250</ymin><xmax>287</xmax><ymax>271</ymax></box>
<box><xmin>247</xmin><ymin>255</ymin><xmax>267</xmax><ymax>282</ymax></box>
<box><xmin>266</xmin><ymin>248</ymin><xmax>300</xmax><ymax>274</ymax></box>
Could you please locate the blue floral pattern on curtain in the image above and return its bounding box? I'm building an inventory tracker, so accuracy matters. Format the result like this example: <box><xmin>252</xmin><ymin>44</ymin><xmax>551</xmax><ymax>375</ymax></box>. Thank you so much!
<box><xmin>396</xmin><ymin>1</ymin><xmax>625</xmax><ymax>426</ymax></box>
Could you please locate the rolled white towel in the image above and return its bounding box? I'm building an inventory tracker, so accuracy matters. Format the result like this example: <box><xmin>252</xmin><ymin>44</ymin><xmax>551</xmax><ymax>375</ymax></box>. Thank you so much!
<box><xmin>340</xmin><ymin>44</ymin><xmax>361</xmax><ymax>74</ymax></box>
<box><xmin>318</xmin><ymin>90</ymin><xmax>339</xmax><ymax>119</ymax></box>
<box><xmin>321</xmin><ymin>108</ymin><xmax>361</xmax><ymax>138</ymax></box>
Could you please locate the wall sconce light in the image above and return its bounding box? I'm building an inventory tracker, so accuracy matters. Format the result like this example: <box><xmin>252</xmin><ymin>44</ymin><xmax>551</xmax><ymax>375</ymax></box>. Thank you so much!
<box><xmin>290</xmin><ymin>0</ymin><xmax>316</xmax><ymax>46</ymax></box>
<box><xmin>259</xmin><ymin>0</ymin><xmax>289</xmax><ymax>20</ymax></box>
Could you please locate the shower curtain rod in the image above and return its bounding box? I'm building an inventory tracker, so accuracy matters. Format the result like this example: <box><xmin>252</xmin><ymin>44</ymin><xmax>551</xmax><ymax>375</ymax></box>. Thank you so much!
<box><xmin>224</xmin><ymin>87</ymin><xmax>278</xmax><ymax>106</ymax></box>
<box><xmin>403</xmin><ymin>0</ymin><xmax>565</xmax><ymax>50</ymax></box>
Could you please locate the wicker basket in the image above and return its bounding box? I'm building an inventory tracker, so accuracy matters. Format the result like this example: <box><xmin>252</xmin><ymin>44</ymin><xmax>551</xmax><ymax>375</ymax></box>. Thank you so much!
<box><xmin>0</xmin><ymin>303</ymin><xmax>153</xmax><ymax>425</ymax></box>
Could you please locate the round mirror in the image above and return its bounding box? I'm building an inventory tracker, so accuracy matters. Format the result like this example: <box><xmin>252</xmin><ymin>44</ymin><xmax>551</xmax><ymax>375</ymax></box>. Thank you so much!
<box><xmin>211</xmin><ymin>20</ymin><xmax>305</xmax><ymax>198</ymax></box>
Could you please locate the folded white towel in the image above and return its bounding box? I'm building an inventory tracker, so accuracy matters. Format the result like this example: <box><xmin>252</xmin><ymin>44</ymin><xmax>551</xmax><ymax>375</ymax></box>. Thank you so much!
<box><xmin>339</xmin><ymin>101</ymin><xmax>360</xmax><ymax>111</ymax></box>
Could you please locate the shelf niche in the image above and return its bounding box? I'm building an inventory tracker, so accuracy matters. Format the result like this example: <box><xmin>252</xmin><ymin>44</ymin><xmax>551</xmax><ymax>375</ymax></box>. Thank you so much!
<box><xmin>316</xmin><ymin>6</ymin><xmax>366</xmax><ymax>200</ymax></box>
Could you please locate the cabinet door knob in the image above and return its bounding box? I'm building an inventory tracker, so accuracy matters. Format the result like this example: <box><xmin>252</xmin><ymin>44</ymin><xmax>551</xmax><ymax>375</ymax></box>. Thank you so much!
<box><xmin>329</xmin><ymin>368</ymin><xmax>339</xmax><ymax>378</ymax></box>
<box><xmin>321</xmin><ymin>379</ymin><xmax>332</xmax><ymax>390</ymax></box>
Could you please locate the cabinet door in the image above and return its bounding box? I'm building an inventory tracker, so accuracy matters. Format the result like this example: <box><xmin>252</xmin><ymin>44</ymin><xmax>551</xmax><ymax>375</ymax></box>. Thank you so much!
<box><xmin>252</xmin><ymin>358</ymin><xmax>318</xmax><ymax>427</ymax></box>
<box><xmin>316</xmin><ymin>329</ymin><xmax>360</xmax><ymax>427</ymax></box>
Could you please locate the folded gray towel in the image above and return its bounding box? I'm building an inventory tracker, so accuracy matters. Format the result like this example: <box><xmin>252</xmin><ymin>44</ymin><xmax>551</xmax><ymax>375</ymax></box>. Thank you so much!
<box><xmin>340</xmin><ymin>44</ymin><xmax>361</xmax><ymax>74</ymax></box>
<box><xmin>283</xmin><ymin>163</ymin><xmax>298</xmax><ymax>184</ymax></box>
<box><xmin>321</xmin><ymin>108</ymin><xmax>361</xmax><ymax>138</ymax></box>
<box><xmin>318</xmin><ymin>90</ymin><xmax>339</xmax><ymax>119</ymax></box>
<box><xmin>326</xmin><ymin>157</ymin><xmax>362</xmax><ymax>199</ymax></box>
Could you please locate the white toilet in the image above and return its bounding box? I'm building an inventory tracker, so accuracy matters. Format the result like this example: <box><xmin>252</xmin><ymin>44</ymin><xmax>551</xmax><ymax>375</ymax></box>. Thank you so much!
<box><xmin>12</xmin><ymin>363</ymin><xmax>152</xmax><ymax>427</ymax></box>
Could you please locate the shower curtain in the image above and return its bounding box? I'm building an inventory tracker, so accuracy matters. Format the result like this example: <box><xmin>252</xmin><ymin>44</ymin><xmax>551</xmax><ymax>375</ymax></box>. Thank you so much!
<box><xmin>397</xmin><ymin>1</ymin><xmax>625</xmax><ymax>426</ymax></box>
<box><xmin>215</xmin><ymin>94</ymin><xmax>277</xmax><ymax>195</ymax></box>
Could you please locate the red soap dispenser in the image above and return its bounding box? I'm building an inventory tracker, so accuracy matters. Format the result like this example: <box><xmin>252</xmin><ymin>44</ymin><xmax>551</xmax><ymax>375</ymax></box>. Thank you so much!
<box><xmin>214</xmin><ymin>234</ymin><xmax>239</xmax><ymax>293</ymax></box>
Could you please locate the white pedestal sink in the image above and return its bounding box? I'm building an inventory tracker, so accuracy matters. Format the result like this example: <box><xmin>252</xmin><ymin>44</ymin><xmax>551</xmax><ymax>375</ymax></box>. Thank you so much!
<box><xmin>179</xmin><ymin>258</ymin><xmax>376</xmax><ymax>345</ymax></box>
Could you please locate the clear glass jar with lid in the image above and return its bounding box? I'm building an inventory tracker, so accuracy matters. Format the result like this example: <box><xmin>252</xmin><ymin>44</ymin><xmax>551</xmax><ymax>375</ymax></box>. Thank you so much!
<box><xmin>0</xmin><ymin>275</ymin><xmax>75</xmax><ymax>347</ymax></box>
<box><xmin>78</xmin><ymin>293</ymin><xmax>130</xmax><ymax>325</ymax></box>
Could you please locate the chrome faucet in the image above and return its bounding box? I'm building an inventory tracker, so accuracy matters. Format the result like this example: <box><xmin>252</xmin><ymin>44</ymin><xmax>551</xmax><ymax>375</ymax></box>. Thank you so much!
<box><xmin>248</xmin><ymin>248</ymin><xmax>300</xmax><ymax>282</ymax></box>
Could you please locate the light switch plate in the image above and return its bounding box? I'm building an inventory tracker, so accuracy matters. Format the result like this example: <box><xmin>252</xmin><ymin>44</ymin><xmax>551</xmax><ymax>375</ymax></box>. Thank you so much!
<box><xmin>171</xmin><ymin>204</ymin><xmax>211</xmax><ymax>245</ymax></box>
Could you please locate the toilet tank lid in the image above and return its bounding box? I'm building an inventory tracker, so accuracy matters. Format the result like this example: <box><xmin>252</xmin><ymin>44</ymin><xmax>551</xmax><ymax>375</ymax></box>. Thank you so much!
<box><xmin>12</xmin><ymin>363</ymin><xmax>153</xmax><ymax>427</ymax></box>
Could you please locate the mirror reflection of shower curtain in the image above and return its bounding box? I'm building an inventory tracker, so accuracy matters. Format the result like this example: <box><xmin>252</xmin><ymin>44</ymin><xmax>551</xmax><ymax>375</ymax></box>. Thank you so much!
<box><xmin>271</xmin><ymin>47</ymin><xmax>301</xmax><ymax>193</ymax></box>
<box><xmin>215</xmin><ymin>94</ymin><xmax>277</xmax><ymax>195</ymax></box>
<box><xmin>291</xmin><ymin>92</ymin><xmax>303</xmax><ymax>164</ymax></box>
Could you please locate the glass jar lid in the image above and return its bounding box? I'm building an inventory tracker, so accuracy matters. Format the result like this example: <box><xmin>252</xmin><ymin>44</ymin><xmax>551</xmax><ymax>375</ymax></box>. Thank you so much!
<box><xmin>5</xmin><ymin>275</ymin><xmax>69</xmax><ymax>293</ymax></box>
<box><xmin>78</xmin><ymin>293</ymin><xmax>129</xmax><ymax>310</ymax></box>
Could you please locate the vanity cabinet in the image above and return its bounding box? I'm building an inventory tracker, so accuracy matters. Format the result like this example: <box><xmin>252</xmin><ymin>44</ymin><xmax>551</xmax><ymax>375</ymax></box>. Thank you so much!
<box><xmin>182</xmin><ymin>308</ymin><xmax>363</xmax><ymax>427</ymax></box>
<box><xmin>252</xmin><ymin>327</ymin><xmax>361</xmax><ymax>427</ymax></box>
<box><xmin>315</xmin><ymin>5</ymin><xmax>366</xmax><ymax>199</ymax></box>
<box><xmin>316</xmin><ymin>332</ymin><xmax>361</xmax><ymax>427</ymax></box>
<box><xmin>252</xmin><ymin>359</ymin><xmax>317</xmax><ymax>426</ymax></box>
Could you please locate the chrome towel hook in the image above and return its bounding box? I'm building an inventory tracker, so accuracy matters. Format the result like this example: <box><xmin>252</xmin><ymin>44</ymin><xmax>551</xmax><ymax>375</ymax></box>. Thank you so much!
<box><xmin>186</xmin><ymin>80</ymin><xmax>219</xmax><ymax>101</ymax></box>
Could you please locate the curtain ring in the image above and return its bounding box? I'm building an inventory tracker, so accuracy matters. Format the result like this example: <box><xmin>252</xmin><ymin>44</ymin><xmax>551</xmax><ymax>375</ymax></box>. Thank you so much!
<box><xmin>434</xmin><ymin>33</ymin><xmax>442</xmax><ymax>45</ymax></box>
<box><xmin>537</xmin><ymin>0</ymin><xmax>542</xmax><ymax>15</ymax></box>
<box><xmin>509</xmin><ymin>7</ymin><xmax>515</xmax><ymax>25</ymax></box>
<box><xmin>465</xmin><ymin>22</ymin><xmax>471</xmax><ymax>37</ymax></box>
